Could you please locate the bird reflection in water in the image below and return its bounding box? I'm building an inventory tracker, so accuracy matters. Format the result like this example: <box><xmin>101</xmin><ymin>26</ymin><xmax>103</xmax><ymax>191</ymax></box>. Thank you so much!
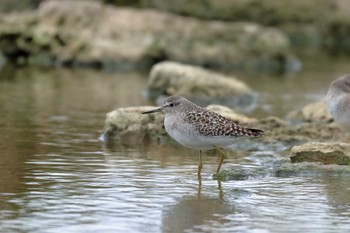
<box><xmin>162</xmin><ymin>179</ymin><xmax>230</xmax><ymax>233</ymax></box>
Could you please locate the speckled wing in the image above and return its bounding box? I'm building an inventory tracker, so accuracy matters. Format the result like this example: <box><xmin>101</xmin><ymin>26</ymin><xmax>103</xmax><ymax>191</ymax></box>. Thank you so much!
<box><xmin>184</xmin><ymin>109</ymin><xmax>263</xmax><ymax>137</ymax></box>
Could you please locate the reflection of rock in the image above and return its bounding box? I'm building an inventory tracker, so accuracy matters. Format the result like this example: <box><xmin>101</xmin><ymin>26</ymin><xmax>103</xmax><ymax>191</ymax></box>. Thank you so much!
<box><xmin>290</xmin><ymin>142</ymin><xmax>350</xmax><ymax>165</ymax></box>
<box><xmin>286</xmin><ymin>99</ymin><xmax>332</xmax><ymax>124</ymax></box>
<box><xmin>322</xmin><ymin>173</ymin><xmax>350</xmax><ymax>214</ymax></box>
<box><xmin>0</xmin><ymin>0</ymin><xmax>294</xmax><ymax>70</ymax></box>
<box><xmin>162</xmin><ymin>195</ymin><xmax>232</xmax><ymax>232</ymax></box>
<box><xmin>274</xmin><ymin>162</ymin><xmax>350</xmax><ymax>177</ymax></box>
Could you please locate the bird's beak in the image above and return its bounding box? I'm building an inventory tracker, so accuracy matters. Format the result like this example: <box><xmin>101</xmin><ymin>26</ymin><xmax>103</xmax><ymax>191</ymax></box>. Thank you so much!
<box><xmin>142</xmin><ymin>107</ymin><xmax>163</xmax><ymax>114</ymax></box>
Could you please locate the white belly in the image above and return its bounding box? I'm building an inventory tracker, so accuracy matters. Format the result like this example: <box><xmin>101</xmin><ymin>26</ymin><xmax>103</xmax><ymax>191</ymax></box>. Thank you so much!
<box><xmin>164</xmin><ymin>116</ymin><xmax>235</xmax><ymax>151</ymax></box>
<box><xmin>327</xmin><ymin>94</ymin><xmax>350</xmax><ymax>131</ymax></box>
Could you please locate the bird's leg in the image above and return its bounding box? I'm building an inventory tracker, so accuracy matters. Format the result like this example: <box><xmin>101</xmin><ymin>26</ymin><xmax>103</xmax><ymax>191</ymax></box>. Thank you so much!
<box><xmin>214</xmin><ymin>146</ymin><xmax>225</xmax><ymax>173</ymax></box>
<box><xmin>198</xmin><ymin>150</ymin><xmax>203</xmax><ymax>175</ymax></box>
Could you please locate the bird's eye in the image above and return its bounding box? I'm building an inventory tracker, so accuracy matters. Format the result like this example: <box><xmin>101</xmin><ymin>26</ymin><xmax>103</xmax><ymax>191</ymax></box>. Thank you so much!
<box><xmin>169</xmin><ymin>103</ymin><xmax>175</xmax><ymax>107</ymax></box>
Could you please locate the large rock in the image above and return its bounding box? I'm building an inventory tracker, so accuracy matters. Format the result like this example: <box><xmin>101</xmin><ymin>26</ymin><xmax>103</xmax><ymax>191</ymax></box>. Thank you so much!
<box><xmin>129</xmin><ymin>0</ymin><xmax>327</xmax><ymax>24</ymax></box>
<box><xmin>290</xmin><ymin>142</ymin><xmax>350</xmax><ymax>165</ymax></box>
<box><xmin>102</xmin><ymin>106</ymin><xmax>166</xmax><ymax>138</ymax></box>
<box><xmin>109</xmin><ymin>0</ymin><xmax>350</xmax><ymax>50</ymax></box>
<box><xmin>0</xmin><ymin>0</ymin><xmax>294</xmax><ymax>70</ymax></box>
<box><xmin>147</xmin><ymin>61</ymin><xmax>254</xmax><ymax>101</ymax></box>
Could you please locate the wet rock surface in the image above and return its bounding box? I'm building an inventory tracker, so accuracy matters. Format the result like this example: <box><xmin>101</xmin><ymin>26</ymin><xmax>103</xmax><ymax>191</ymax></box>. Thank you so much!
<box><xmin>0</xmin><ymin>0</ymin><xmax>293</xmax><ymax>70</ymax></box>
<box><xmin>290</xmin><ymin>142</ymin><xmax>350</xmax><ymax>165</ymax></box>
<box><xmin>213</xmin><ymin>166</ymin><xmax>269</xmax><ymax>181</ymax></box>
<box><xmin>273</xmin><ymin>162</ymin><xmax>350</xmax><ymax>177</ymax></box>
<box><xmin>214</xmin><ymin>159</ymin><xmax>350</xmax><ymax>181</ymax></box>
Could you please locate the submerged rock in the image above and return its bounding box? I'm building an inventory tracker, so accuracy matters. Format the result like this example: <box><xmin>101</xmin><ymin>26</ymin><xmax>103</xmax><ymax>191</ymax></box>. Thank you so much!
<box><xmin>213</xmin><ymin>166</ymin><xmax>269</xmax><ymax>181</ymax></box>
<box><xmin>290</xmin><ymin>142</ymin><xmax>350</xmax><ymax>165</ymax></box>
<box><xmin>0</xmin><ymin>0</ymin><xmax>294</xmax><ymax>71</ymax></box>
<box><xmin>146</xmin><ymin>61</ymin><xmax>255</xmax><ymax>104</ymax></box>
<box><xmin>274</xmin><ymin>162</ymin><xmax>350</xmax><ymax>177</ymax></box>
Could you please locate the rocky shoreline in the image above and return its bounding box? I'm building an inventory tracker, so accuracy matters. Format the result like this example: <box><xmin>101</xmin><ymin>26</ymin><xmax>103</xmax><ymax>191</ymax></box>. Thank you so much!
<box><xmin>101</xmin><ymin>60</ymin><xmax>350</xmax><ymax>180</ymax></box>
<box><xmin>0</xmin><ymin>0</ymin><xmax>295</xmax><ymax>71</ymax></box>
<box><xmin>107</xmin><ymin>0</ymin><xmax>350</xmax><ymax>53</ymax></box>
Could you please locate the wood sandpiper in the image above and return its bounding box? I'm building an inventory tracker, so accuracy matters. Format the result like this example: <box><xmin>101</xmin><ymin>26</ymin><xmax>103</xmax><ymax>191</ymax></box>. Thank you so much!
<box><xmin>326</xmin><ymin>75</ymin><xmax>350</xmax><ymax>131</ymax></box>
<box><xmin>142</xmin><ymin>96</ymin><xmax>263</xmax><ymax>175</ymax></box>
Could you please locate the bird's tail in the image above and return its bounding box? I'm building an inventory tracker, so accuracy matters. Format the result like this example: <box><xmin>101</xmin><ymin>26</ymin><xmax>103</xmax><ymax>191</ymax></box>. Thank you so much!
<box><xmin>248</xmin><ymin>128</ymin><xmax>264</xmax><ymax>137</ymax></box>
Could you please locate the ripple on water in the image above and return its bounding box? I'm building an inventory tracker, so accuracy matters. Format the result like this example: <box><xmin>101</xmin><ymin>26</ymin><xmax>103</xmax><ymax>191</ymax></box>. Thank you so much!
<box><xmin>1</xmin><ymin>144</ymin><xmax>350</xmax><ymax>233</ymax></box>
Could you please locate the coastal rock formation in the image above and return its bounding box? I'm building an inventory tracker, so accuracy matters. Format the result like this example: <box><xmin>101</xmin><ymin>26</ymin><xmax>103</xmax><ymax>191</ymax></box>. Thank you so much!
<box><xmin>0</xmin><ymin>0</ymin><xmax>294</xmax><ymax>70</ymax></box>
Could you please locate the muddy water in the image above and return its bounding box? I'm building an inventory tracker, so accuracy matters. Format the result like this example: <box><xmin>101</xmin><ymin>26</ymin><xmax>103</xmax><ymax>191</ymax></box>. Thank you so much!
<box><xmin>0</xmin><ymin>58</ymin><xmax>350</xmax><ymax>233</ymax></box>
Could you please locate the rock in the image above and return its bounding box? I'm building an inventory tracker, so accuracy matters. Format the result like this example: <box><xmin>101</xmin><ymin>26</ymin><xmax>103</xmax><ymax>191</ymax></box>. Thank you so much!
<box><xmin>286</xmin><ymin>98</ymin><xmax>332</xmax><ymax>124</ymax></box>
<box><xmin>102</xmin><ymin>106</ymin><xmax>166</xmax><ymax>138</ymax></box>
<box><xmin>0</xmin><ymin>0</ymin><xmax>39</xmax><ymax>13</ymax></box>
<box><xmin>0</xmin><ymin>0</ymin><xmax>294</xmax><ymax>71</ymax></box>
<box><xmin>147</xmin><ymin>61</ymin><xmax>254</xmax><ymax>102</ymax></box>
<box><xmin>111</xmin><ymin>0</ymin><xmax>350</xmax><ymax>51</ymax></box>
<box><xmin>253</xmin><ymin>115</ymin><xmax>342</xmax><ymax>145</ymax></box>
<box><xmin>290</xmin><ymin>142</ymin><xmax>350</xmax><ymax>165</ymax></box>
<box><xmin>274</xmin><ymin>161</ymin><xmax>350</xmax><ymax>177</ymax></box>
<box><xmin>130</xmin><ymin>0</ymin><xmax>328</xmax><ymax>24</ymax></box>
<box><xmin>213</xmin><ymin>166</ymin><xmax>269</xmax><ymax>181</ymax></box>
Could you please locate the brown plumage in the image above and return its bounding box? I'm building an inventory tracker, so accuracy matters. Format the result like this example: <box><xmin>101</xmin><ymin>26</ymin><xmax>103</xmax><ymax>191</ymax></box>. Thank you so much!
<box><xmin>184</xmin><ymin>109</ymin><xmax>263</xmax><ymax>138</ymax></box>
<box><xmin>142</xmin><ymin>95</ymin><xmax>263</xmax><ymax>175</ymax></box>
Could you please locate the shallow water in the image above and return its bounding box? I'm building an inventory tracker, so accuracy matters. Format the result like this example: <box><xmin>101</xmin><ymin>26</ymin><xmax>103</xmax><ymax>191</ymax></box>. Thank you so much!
<box><xmin>1</xmin><ymin>58</ymin><xmax>350</xmax><ymax>233</ymax></box>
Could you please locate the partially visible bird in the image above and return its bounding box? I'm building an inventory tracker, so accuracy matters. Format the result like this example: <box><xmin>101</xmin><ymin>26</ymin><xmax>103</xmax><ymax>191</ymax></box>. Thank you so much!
<box><xmin>326</xmin><ymin>75</ymin><xmax>350</xmax><ymax>131</ymax></box>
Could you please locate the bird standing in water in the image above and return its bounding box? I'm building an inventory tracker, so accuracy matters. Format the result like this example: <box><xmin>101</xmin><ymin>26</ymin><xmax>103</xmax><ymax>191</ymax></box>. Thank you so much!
<box><xmin>142</xmin><ymin>96</ymin><xmax>263</xmax><ymax>175</ymax></box>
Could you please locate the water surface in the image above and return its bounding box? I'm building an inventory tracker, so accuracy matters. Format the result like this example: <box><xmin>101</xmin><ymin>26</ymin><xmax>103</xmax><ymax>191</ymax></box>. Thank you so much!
<box><xmin>0</xmin><ymin>59</ymin><xmax>350</xmax><ymax>232</ymax></box>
